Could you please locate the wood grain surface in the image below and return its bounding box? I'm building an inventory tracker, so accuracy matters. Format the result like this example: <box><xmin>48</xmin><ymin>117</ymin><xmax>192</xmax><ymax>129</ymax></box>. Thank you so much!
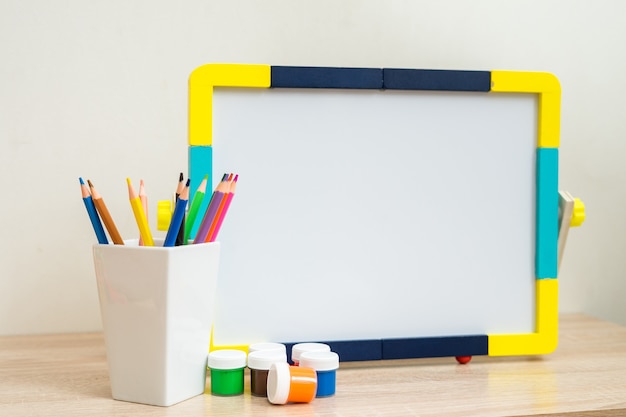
<box><xmin>2</xmin><ymin>314</ymin><xmax>626</xmax><ymax>417</ymax></box>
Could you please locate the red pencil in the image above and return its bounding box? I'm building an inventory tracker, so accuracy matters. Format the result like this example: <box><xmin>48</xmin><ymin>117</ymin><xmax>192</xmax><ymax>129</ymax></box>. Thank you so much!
<box><xmin>208</xmin><ymin>174</ymin><xmax>238</xmax><ymax>242</ymax></box>
<box><xmin>206</xmin><ymin>173</ymin><xmax>233</xmax><ymax>242</ymax></box>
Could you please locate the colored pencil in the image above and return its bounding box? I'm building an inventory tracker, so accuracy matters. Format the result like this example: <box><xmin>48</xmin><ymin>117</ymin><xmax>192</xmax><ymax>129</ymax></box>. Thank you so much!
<box><xmin>88</xmin><ymin>179</ymin><xmax>124</xmax><ymax>245</ymax></box>
<box><xmin>175</xmin><ymin>172</ymin><xmax>184</xmax><ymax>197</ymax></box>
<box><xmin>175</xmin><ymin>172</ymin><xmax>185</xmax><ymax>246</ymax></box>
<box><xmin>206</xmin><ymin>173</ymin><xmax>232</xmax><ymax>242</ymax></box>
<box><xmin>164</xmin><ymin>179</ymin><xmax>190</xmax><ymax>247</ymax></box>
<box><xmin>138</xmin><ymin>179</ymin><xmax>148</xmax><ymax>246</ymax></box>
<box><xmin>79</xmin><ymin>177</ymin><xmax>108</xmax><ymax>244</ymax></box>
<box><xmin>126</xmin><ymin>178</ymin><xmax>154</xmax><ymax>246</ymax></box>
<box><xmin>184</xmin><ymin>174</ymin><xmax>208</xmax><ymax>244</ymax></box>
<box><xmin>208</xmin><ymin>174</ymin><xmax>238</xmax><ymax>242</ymax></box>
<box><xmin>193</xmin><ymin>174</ymin><xmax>229</xmax><ymax>244</ymax></box>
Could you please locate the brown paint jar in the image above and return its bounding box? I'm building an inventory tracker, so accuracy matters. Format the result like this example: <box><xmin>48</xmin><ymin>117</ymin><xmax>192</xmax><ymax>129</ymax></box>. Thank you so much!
<box><xmin>247</xmin><ymin>349</ymin><xmax>287</xmax><ymax>397</ymax></box>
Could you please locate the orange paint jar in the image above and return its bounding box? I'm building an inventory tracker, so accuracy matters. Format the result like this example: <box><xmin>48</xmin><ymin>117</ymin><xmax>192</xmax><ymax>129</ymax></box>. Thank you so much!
<box><xmin>266</xmin><ymin>362</ymin><xmax>317</xmax><ymax>405</ymax></box>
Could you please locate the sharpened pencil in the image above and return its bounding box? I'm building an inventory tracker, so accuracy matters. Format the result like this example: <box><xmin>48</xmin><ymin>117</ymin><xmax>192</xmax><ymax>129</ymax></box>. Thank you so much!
<box><xmin>138</xmin><ymin>179</ymin><xmax>148</xmax><ymax>246</ymax></box>
<box><xmin>79</xmin><ymin>177</ymin><xmax>108</xmax><ymax>244</ymax></box>
<box><xmin>184</xmin><ymin>175</ymin><xmax>208</xmax><ymax>243</ymax></box>
<box><xmin>208</xmin><ymin>174</ymin><xmax>238</xmax><ymax>242</ymax></box>
<box><xmin>206</xmin><ymin>173</ymin><xmax>232</xmax><ymax>242</ymax></box>
<box><xmin>175</xmin><ymin>172</ymin><xmax>185</xmax><ymax>246</ymax></box>
<box><xmin>127</xmin><ymin>178</ymin><xmax>154</xmax><ymax>246</ymax></box>
<box><xmin>193</xmin><ymin>174</ymin><xmax>229</xmax><ymax>244</ymax></box>
<box><xmin>88</xmin><ymin>179</ymin><xmax>124</xmax><ymax>245</ymax></box>
<box><xmin>164</xmin><ymin>179</ymin><xmax>190</xmax><ymax>247</ymax></box>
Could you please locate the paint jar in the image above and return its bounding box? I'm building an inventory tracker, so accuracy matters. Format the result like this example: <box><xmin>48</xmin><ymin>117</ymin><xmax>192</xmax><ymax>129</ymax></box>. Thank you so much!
<box><xmin>291</xmin><ymin>342</ymin><xmax>331</xmax><ymax>365</ymax></box>
<box><xmin>247</xmin><ymin>349</ymin><xmax>287</xmax><ymax>397</ymax></box>
<box><xmin>299</xmin><ymin>351</ymin><xmax>339</xmax><ymax>397</ymax></box>
<box><xmin>208</xmin><ymin>349</ymin><xmax>247</xmax><ymax>396</ymax></box>
<box><xmin>267</xmin><ymin>362</ymin><xmax>317</xmax><ymax>405</ymax></box>
<box><xmin>248</xmin><ymin>342</ymin><xmax>287</xmax><ymax>355</ymax></box>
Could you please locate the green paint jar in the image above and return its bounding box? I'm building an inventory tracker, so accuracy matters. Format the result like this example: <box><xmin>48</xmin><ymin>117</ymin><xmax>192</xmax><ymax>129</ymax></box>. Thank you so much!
<box><xmin>208</xmin><ymin>349</ymin><xmax>247</xmax><ymax>396</ymax></box>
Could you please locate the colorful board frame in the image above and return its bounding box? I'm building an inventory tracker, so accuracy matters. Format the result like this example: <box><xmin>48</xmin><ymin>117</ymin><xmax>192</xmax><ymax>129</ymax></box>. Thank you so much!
<box><xmin>187</xmin><ymin>64</ymin><xmax>560</xmax><ymax>361</ymax></box>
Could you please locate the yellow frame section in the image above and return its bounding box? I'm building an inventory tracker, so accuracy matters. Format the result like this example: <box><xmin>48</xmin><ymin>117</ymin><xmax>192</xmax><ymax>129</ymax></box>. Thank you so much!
<box><xmin>489</xmin><ymin>279</ymin><xmax>558</xmax><ymax>356</ymax></box>
<box><xmin>209</xmin><ymin>326</ymin><xmax>249</xmax><ymax>353</ymax></box>
<box><xmin>488</xmin><ymin>70</ymin><xmax>560</xmax><ymax>356</ymax></box>
<box><xmin>188</xmin><ymin>63</ymin><xmax>271</xmax><ymax>146</ymax></box>
<box><xmin>490</xmin><ymin>70</ymin><xmax>561</xmax><ymax>148</ymax></box>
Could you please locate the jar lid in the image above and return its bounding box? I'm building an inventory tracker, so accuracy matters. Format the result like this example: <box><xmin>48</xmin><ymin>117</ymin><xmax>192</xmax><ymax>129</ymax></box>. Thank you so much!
<box><xmin>299</xmin><ymin>351</ymin><xmax>339</xmax><ymax>371</ymax></box>
<box><xmin>267</xmin><ymin>362</ymin><xmax>290</xmax><ymax>405</ymax></box>
<box><xmin>291</xmin><ymin>342</ymin><xmax>331</xmax><ymax>362</ymax></box>
<box><xmin>247</xmin><ymin>349</ymin><xmax>287</xmax><ymax>370</ymax></box>
<box><xmin>208</xmin><ymin>349</ymin><xmax>247</xmax><ymax>370</ymax></box>
<box><xmin>248</xmin><ymin>342</ymin><xmax>287</xmax><ymax>354</ymax></box>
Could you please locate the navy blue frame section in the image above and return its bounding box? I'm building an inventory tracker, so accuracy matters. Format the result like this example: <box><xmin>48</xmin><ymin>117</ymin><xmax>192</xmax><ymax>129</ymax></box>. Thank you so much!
<box><xmin>283</xmin><ymin>340</ymin><xmax>383</xmax><ymax>363</ymax></box>
<box><xmin>271</xmin><ymin>66</ymin><xmax>383</xmax><ymax>89</ymax></box>
<box><xmin>283</xmin><ymin>336</ymin><xmax>487</xmax><ymax>362</ymax></box>
<box><xmin>270</xmin><ymin>66</ymin><xmax>491</xmax><ymax>92</ymax></box>
<box><xmin>383</xmin><ymin>68</ymin><xmax>491</xmax><ymax>92</ymax></box>
<box><xmin>382</xmin><ymin>335</ymin><xmax>488</xmax><ymax>360</ymax></box>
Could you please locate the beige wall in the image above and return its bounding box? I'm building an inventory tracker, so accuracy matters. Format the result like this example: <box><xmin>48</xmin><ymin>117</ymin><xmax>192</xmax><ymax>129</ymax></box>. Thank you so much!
<box><xmin>0</xmin><ymin>0</ymin><xmax>622</xmax><ymax>335</ymax></box>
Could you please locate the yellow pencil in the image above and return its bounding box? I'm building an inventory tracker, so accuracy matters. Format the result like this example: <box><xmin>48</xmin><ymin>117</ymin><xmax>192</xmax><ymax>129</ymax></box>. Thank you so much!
<box><xmin>126</xmin><ymin>178</ymin><xmax>154</xmax><ymax>246</ymax></box>
<box><xmin>138</xmin><ymin>179</ymin><xmax>148</xmax><ymax>246</ymax></box>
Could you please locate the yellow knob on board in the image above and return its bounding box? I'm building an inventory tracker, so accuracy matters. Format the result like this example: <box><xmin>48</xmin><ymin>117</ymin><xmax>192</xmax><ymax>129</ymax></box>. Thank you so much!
<box><xmin>157</xmin><ymin>200</ymin><xmax>173</xmax><ymax>231</ymax></box>
<box><xmin>570</xmin><ymin>198</ymin><xmax>585</xmax><ymax>227</ymax></box>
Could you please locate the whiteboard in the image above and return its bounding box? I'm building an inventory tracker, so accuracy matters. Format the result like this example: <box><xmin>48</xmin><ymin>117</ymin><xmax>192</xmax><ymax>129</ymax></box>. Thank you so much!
<box><xmin>209</xmin><ymin>86</ymin><xmax>538</xmax><ymax>347</ymax></box>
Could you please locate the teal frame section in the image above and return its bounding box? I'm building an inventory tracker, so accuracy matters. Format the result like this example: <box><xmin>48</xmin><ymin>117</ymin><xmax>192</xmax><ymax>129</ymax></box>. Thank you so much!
<box><xmin>536</xmin><ymin>147</ymin><xmax>559</xmax><ymax>278</ymax></box>
<box><xmin>188</xmin><ymin>145</ymin><xmax>213</xmax><ymax>239</ymax></box>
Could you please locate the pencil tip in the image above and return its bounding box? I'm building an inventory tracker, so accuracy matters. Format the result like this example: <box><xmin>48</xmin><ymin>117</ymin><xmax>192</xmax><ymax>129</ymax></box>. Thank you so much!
<box><xmin>203</xmin><ymin>174</ymin><xmax>209</xmax><ymax>180</ymax></box>
<box><xmin>233</xmin><ymin>174</ymin><xmax>239</xmax><ymax>182</ymax></box>
<box><xmin>79</xmin><ymin>177</ymin><xmax>84</xmax><ymax>185</ymax></box>
<box><xmin>126</xmin><ymin>177</ymin><xmax>131</xmax><ymax>185</ymax></box>
<box><xmin>140</xmin><ymin>179</ymin><xmax>144</xmax><ymax>186</ymax></box>
<box><xmin>185</xmin><ymin>178</ymin><xmax>190</xmax><ymax>186</ymax></box>
<box><xmin>87</xmin><ymin>179</ymin><xmax>94</xmax><ymax>188</ymax></box>
<box><xmin>179</xmin><ymin>172</ymin><xmax>184</xmax><ymax>182</ymax></box>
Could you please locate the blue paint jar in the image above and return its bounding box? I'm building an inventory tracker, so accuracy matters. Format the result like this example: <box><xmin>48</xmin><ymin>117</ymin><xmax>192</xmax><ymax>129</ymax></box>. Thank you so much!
<box><xmin>291</xmin><ymin>342</ymin><xmax>330</xmax><ymax>366</ymax></box>
<box><xmin>299</xmin><ymin>351</ymin><xmax>339</xmax><ymax>397</ymax></box>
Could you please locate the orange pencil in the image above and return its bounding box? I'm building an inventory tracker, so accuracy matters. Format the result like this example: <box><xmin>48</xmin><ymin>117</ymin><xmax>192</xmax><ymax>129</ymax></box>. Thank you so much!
<box><xmin>88</xmin><ymin>180</ymin><xmax>124</xmax><ymax>245</ymax></box>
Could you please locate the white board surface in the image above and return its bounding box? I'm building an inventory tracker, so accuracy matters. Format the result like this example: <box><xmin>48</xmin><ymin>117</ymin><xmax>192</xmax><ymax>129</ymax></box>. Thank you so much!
<box><xmin>211</xmin><ymin>87</ymin><xmax>538</xmax><ymax>346</ymax></box>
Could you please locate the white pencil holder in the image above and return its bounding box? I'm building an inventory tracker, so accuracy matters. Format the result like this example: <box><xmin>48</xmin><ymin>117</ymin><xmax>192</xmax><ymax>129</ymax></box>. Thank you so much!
<box><xmin>93</xmin><ymin>239</ymin><xmax>220</xmax><ymax>406</ymax></box>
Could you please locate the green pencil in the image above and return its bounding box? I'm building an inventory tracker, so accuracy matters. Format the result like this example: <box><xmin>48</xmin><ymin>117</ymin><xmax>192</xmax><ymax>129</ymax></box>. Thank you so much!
<box><xmin>184</xmin><ymin>175</ymin><xmax>208</xmax><ymax>243</ymax></box>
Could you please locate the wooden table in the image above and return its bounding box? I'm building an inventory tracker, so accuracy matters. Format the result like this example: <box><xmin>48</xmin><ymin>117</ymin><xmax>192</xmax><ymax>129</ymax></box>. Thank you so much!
<box><xmin>2</xmin><ymin>314</ymin><xmax>626</xmax><ymax>417</ymax></box>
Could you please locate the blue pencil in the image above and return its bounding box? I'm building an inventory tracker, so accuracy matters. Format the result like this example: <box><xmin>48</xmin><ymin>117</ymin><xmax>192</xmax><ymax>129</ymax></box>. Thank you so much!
<box><xmin>164</xmin><ymin>179</ymin><xmax>190</xmax><ymax>247</ymax></box>
<box><xmin>79</xmin><ymin>177</ymin><xmax>108</xmax><ymax>244</ymax></box>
